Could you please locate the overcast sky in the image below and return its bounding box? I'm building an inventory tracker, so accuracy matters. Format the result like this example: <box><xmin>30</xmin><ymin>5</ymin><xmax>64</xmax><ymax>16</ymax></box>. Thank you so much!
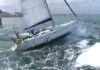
<box><xmin>0</xmin><ymin>0</ymin><xmax>100</xmax><ymax>14</ymax></box>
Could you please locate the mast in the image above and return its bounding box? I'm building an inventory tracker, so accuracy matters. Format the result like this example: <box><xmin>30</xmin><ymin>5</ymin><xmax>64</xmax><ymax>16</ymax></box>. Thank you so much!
<box><xmin>64</xmin><ymin>0</ymin><xmax>78</xmax><ymax>20</ymax></box>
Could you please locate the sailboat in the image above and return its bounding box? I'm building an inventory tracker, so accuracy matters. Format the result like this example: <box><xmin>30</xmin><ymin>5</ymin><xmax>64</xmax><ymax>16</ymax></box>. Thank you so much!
<box><xmin>14</xmin><ymin>0</ymin><xmax>78</xmax><ymax>51</ymax></box>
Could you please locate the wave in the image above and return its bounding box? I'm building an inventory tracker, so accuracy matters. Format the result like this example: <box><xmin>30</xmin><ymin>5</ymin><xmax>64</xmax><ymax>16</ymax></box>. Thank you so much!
<box><xmin>0</xmin><ymin>44</ymin><xmax>17</xmax><ymax>53</ymax></box>
<box><xmin>75</xmin><ymin>42</ymin><xmax>100</xmax><ymax>67</ymax></box>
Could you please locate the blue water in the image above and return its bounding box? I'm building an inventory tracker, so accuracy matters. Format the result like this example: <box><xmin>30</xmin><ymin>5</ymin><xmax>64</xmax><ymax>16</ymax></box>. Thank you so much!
<box><xmin>0</xmin><ymin>15</ymin><xmax>100</xmax><ymax>70</ymax></box>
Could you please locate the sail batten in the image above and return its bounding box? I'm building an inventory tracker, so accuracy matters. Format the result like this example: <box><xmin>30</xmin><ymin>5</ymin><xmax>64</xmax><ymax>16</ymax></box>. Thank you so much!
<box><xmin>22</xmin><ymin>0</ymin><xmax>53</xmax><ymax>31</ymax></box>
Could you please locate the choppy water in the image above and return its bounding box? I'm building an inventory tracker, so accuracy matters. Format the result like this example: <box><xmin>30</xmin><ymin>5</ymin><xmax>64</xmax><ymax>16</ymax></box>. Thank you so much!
<box><xmin>0</xmin><ymin>15</ymin><xmax>100</xmax><ymax>70</ymax></box>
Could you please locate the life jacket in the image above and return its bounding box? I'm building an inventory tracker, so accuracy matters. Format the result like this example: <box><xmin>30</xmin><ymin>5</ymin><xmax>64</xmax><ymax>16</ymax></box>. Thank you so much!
<box><xmin>16</xmin><ymin>38</ymin><xmax>23</xmax><ymax>44</ymax></box>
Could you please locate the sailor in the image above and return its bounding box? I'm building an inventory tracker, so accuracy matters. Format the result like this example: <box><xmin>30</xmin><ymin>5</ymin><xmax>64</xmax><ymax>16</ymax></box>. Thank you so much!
<box><xmin>15</xmin><ymin>32</ymin><xmax>23</xmax><ymax>45</ymax></box>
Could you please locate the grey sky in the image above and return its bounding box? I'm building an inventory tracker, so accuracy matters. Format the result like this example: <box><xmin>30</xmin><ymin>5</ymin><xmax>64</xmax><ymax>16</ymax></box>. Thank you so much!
<box><xmin>48</xmin><ymin>0</ymin><xmax>100</xmax><ymax>14</ymax></box>
<box><xmin>0</xmin><ymin>0</ymin><xmax>100</xmax><ymax>14</ymax></box>
<box><xmin>0</xmin><ymin>0</ymin><xmax>21</xmax><ymax>13</ymax></box>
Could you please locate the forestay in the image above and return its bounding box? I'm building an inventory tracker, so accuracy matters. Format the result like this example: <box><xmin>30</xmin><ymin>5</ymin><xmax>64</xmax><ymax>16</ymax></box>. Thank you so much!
<box><xmin>21</xmin><ymin>0</ymin><xmax>53</xmax><ymax>32</ymax></box>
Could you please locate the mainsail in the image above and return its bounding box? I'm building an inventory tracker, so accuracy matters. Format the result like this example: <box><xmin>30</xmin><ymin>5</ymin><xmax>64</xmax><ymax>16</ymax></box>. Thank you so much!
<box><xmin>21</xmin><ymin>0</ymin><xmax>54</xmax><ymax>32</ymax></box>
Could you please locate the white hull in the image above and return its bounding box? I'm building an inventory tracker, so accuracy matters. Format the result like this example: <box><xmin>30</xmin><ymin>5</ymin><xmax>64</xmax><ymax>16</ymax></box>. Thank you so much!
<box><xmin>15</xmin><ymin>20</ymin><xmax>77</xmax><ymax>51</ymax></box>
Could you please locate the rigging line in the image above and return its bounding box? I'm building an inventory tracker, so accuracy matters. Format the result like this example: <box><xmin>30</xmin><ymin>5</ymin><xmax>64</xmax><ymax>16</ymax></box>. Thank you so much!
<box><xmin>64</xmin><ymin>0</ymin><xmax>79</xmax><ymax>20</ymax></box>
<box><xmin>44</xmin><ymin>0</ymin><xmax>55</xmax><ymax>27</ymax></box>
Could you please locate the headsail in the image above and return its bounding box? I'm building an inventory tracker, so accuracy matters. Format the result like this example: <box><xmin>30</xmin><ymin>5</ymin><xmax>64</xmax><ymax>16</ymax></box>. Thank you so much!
<box><xmin>21</xmin><ymin>0</ymin><xmax>54</xmax><ymax>32</ymax></box>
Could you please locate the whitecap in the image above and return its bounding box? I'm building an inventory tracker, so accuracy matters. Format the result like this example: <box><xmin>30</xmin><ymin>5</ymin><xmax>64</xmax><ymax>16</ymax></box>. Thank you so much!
<box><xmin>75</xmin><ymin>42</ymin><xmax>100</xmax><ymax>67</ymax></box>
<box><xmin>10</xmin><ymin>44</ymin><xmax>17</xmax><ymax>51</ymax></box>
<box><xmin>76</xmin><ymin>39</ymin><xmax>90</xmax><ymax>49</ymax></box>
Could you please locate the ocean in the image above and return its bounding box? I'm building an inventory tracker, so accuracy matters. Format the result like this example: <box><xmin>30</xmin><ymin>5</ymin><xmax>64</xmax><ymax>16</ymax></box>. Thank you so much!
<box><xmin>0</xmin><ymin>15</ymin><xmax>100</xmax><ymax>70</ymax></box>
